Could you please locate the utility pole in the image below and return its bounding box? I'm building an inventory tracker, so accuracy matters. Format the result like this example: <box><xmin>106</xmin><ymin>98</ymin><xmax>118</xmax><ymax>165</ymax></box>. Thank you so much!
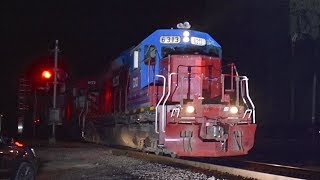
<box><xmin>0</xmin><ymin>114</ymin><xmax>3</xmax><ymax>132</ymax></box>
<box><xmin>311</xmin><ymin>73</ymin><xmax>317</xmax><ymax>125</ymax></box>
<box><xmin>49</xmin><ymin>40</ymin><xmax>59</xmax><ymax>144</ymax></box>
<box><xmin>33</xmin><ymin>89</ymin><xmax>37</xmax><ymax>138</ymax></box>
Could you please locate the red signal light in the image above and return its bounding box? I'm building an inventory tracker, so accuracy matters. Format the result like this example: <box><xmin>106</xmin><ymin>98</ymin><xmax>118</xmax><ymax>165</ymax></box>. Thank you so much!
<box><xmin>42</xmin><ymin>70</ymin><xmax>52</xmax><ymax>79</ymax></box>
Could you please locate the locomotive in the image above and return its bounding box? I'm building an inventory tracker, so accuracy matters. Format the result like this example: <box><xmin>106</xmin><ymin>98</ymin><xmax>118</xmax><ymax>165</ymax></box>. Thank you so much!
<box><xmin>72</xmin><ymin>23</ymin><xmax>256</xmax><ymax>157</ymax></box>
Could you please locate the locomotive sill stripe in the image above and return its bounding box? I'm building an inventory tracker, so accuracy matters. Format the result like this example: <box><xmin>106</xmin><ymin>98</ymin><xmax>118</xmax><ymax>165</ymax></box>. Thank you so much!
<box><xmin>128</xmin><ymin>104</ymin><xmax>153</xmax><ymax>114</ymax></box>
<box><xmin>128</xmin><ymin>93</ymin><xmax>149</xmax><ymax>101</ymax></box>
<box><xmin>128</xmin><ymin>87</ymin><xmax>166</xmax><ymax>99</ymax></box>
<box><xmin>103</xmin><ymin>106</ymin><xmax>155</xmax><ymax>115</ymax></box>
<box><xmin>128</xmin><ymin>88</ymin><xmax>148</xmax><ymax>96</ymax></box>
<box><xmin>165</xmin><ymin>138</ymin><xmax>181</xmax><ymax>142</ymax></box>
<box><xmin>128</xmin><ymin>90</ymin><xmax>164</xmax><ymax>98</ymax></box>
<box><xmin>128</xmin><ymin>99</ymin><xmax>150</xmax><ymax>108</ymax></box>
<box><xmin>129</xmin><ymin>104</ymin><xmax>149</xmax><ymax>112</ymax></box>
<box><xmin>128</xmin><ymin>89</ymin><xmax>147</xmax><ymax>94</ymax></box>
<box><xmin>127</xmin><ymin>104</ymin><xmax>155</xmax><ymax>114</ymax></box>
<box><xmin>128</xmin><ymin>98</ymin><xmax>150</xmax><ymax>105</ymax></box>
<box><xmin>128</xmin><ymin>101</ymin><xmax>149</xmax><ymax>107</ymax></box>
<box><xmin>227</xmin><ymin>117</ymin><xmax>239</xmax><ymax>119</ymax></box>
<box><xmin>128</xmin><ymin>94</ymin><xmax>149</xmax><ymax>101</ymax></box>
<box><xmin>128</xmin><ymin>88</ymin><xmax>148</xmax><ymax>94</ymax></box>
<box><xmin>181</xmin><ymin>116</ymin><xmax>196</xmax><ymax>119</ymax></box>
<box><xmin>131</xmin><ymin>108</ymin><xmax>145</xmax><ymax>114</ymax></box>
<box><xmin>129</xmin><ymin>101</ymin><xmax>150</xmax><ymax>107</ymax></box>
<box><xmin>128</xmin><ymin>91</ymin><xmax>165</xmax><ymax>101</ymax></box>
<box><xmin>128</xmin><ymin>108</ymin><xmax>147</xmax><ymax>114</ymax></box>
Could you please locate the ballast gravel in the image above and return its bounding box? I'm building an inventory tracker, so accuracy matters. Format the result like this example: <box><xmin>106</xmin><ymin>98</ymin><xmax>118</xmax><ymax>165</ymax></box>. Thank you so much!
<box><xmin>35</xmin><ymin>142</ymin><xmax>244</xmax><ymax>180</ymax></box>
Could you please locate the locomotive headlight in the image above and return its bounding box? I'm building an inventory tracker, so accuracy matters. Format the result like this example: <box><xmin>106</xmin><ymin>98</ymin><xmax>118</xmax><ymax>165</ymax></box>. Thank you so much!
<box><xmin>183</xmin><ymin>36</ymin><xmax>190</xmax><ymax>42</ymax></box>
<box><xmin>186</xmin><ymin>105</ymin><xmax>195</xmax><ymax>113</ymax></box>
<box><xmin>229</xmin><ymin>106</ymin><xmax>239</xmax><ymax>114</ymax></box>
<box><xmin>183</xmin><ymin>30</ymin><xmax>190</xmax><ymax>37</ymax></box>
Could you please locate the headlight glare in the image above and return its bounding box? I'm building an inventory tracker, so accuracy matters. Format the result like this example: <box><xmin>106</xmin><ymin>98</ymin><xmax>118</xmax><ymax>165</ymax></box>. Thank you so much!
<box><xmin>183</xmin><ymin>31</ymin><xmax>190</xmax><ymax>37</ymax></box>
<box><xmin>183</xmin><ymin>36</ymin><xmax>190</xmax><ymax>42</ymax></box>
<box><xmin>186</xmin><ymin>106</ymin><xmax>195</xmax><ymax>113</ymax></box>
<box><xmin>229</xmin><ymin>106</ymin><xmax>238</xmax><ymax>114</ymax></box>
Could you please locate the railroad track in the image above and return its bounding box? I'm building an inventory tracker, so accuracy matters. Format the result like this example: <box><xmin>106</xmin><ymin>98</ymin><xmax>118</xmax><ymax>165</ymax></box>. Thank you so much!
<box><xmin>238</xmin><ymin>160</ymin><xmax>320</xmax><ymax>179</ymax></box>
<box><xmin>27</xmin><ymin>140</ymin><xmax>320</xmax><ymax>179</ymax></box>
<box><xmin>184</xmin><ymin>157</ymin><xmax>320</xmax><ymax>180</ymax></box>
<box><xmin>106</xmin><ymin>146</ymin><xmax>319</xmax><ymax>179</ymax></box>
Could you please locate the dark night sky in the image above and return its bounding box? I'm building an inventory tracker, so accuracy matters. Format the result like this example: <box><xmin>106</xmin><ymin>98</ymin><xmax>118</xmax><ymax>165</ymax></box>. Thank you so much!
<box><xmin>1</xmin><ymin>0</ymin><xmax>303</xmax><ymax>134</ymax></box>
<box><xmin>0</xmin><ymin>0</ymin><xmax>211</xmax><ymax>132</ymax></box>
<box><xmin>1</xmin><ymin>1</ymin><xmax>214</xmax><ymax>77</ymax></box>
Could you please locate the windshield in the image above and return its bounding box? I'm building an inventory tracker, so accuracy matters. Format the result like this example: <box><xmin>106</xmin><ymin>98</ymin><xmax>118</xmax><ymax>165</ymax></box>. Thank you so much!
<box><xmin>161</xmin><ymin>45</ymin><xmax>221</xmax><ymax>58</ymax></box>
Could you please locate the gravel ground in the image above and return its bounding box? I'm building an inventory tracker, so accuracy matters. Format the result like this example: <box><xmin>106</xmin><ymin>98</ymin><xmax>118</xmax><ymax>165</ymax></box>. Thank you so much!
<box><xmin>34</xmin><ymin>142</ymin><xmax>240</xmax><ymax>180</ymax></box>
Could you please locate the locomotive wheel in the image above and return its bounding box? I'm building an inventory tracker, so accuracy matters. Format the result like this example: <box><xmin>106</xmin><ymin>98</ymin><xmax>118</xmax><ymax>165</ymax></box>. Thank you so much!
<box><xmin>170</xmin><ymin>152</ymin><xmax>178</xmax><ymax>158</ymax></box>
<box><xmin>155</xmin><ymin>149</ymin><xmax>163</xmax><ymax>156</ymax></box>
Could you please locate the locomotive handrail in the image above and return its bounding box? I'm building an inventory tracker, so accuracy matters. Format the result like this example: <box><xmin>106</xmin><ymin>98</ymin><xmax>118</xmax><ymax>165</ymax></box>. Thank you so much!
<box><xmin>78</xmin><ymin>98</ymin><xmax>85</xmax><ymax>127</ymax></box>
<box><xmin>162</xmin><ymin>72</ymin><xmax>177</xmax><ymax>132</ymax></box>
<box><xmin>240</xmin><ymin>76</ymin><xmax>256</xmax><ymax>123</ymax></box>
<box><xmin>243</xmin><ymin>109</ymin><xmax>253</xmax><ymax>119</ymax></box>
<box><xmin>221</xmin><ymin>74</ymin><xmax>225</xmax><ymax>102</ymax></box>
<box><xmin>234</xmin><ymin>65</ymin><xmax>240</xmax><ymax>106</ymax></box>
<box><xmin>155</xmin><ymin>75</ymin><xmax>166</xmax><ymax>133</ymax></box>
<box><xmin>221</xmin><ymin>64</ymin><xmax>240</xmax><ymax>106</ymax></box>
<box><xmin>81</xmin><ymin>101</ymin><xmax>89</xmax><ymax>139</ymax></box>
<box><xmin>78</xmin><ymin>109</ymin><xmax>83</xmax><ymax>127</ymax></box>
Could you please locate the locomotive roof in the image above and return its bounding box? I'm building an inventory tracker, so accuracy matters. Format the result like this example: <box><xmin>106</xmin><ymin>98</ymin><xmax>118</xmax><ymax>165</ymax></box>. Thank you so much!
<box><xmin>140</xmin><ymin>29</ymin><xmax>221</xmax><ymax>49</ymax></box>
<box><xmin>112</xmin><ymin>28</ymin><xmax>222</xmax><ymax>70</ymax></box>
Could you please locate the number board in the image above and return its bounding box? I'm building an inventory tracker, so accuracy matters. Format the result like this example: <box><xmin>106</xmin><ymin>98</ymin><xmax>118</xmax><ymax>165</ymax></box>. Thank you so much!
<box><xmin>191</xmin><ymin>37</ymin><xmax>206</xmax><ymax>46</ymax></box>
<box><xmin>160</xmin><ymin>36</ymin><xmax>181</xmax><ymax>44</ymax></box>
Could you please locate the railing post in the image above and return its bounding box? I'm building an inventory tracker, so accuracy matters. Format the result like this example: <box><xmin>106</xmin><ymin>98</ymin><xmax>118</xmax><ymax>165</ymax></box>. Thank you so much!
<box><xmin>162</xmin><ymin>73</ymin><xmax>176</xmax><ymax>132</ymax></box>
<box><xmin>155</xmin><ymin>75</ymin><xmax>166</xmax><ymax>133</ymax></box>
<box><xmin>221</xmin><ymin>74</ymin><xmax>225</xmax><ymax>102</ymax></box>
<box><xmin>231</xmin><ymin>63</ymin><xmax>234</xmax><ymax>90</ymax></box>
<box><xmin>242</xmin><ymin>76</ymin><xmax>255</xmax><ymax>124</ymax></box>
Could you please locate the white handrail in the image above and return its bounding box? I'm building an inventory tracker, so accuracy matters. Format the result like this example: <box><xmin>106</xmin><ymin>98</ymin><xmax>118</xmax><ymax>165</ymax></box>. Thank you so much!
<box><xmin>242</xmin><ymin>109</ymin><xmax>253</xmax><ymax>119</ymax></box>
<box><xmin>78</xmin><ymin>98</ymin><xmax>85</xmax><ymax>127</ymax></box>
<box><xmin>162</xmin><ymin>73</ymin><xmax>176</xmax><ymax>132</ymax></box>
<box><xmin>155</xmin><ymin>75</ymin><xmax>166</xmax><ymax>133</ymax></box>
<box><xmin>241</xmin><ymin>76</ymin><xmax>256</xmax><ymax>124</ymax></box>
<box><xmin>82</xmin><ymin>101</ymin><xmax>89</xmax><ymax>138</ymax></box>
<box><xmin>234</xmin><ymin>65</ymin><xmax>240</xmax><ymax>106</ymax></box>
<box><xmin>240</xmin><ymin>80</ymin><xmax>248</xmax><ymax>106</ymax></box>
